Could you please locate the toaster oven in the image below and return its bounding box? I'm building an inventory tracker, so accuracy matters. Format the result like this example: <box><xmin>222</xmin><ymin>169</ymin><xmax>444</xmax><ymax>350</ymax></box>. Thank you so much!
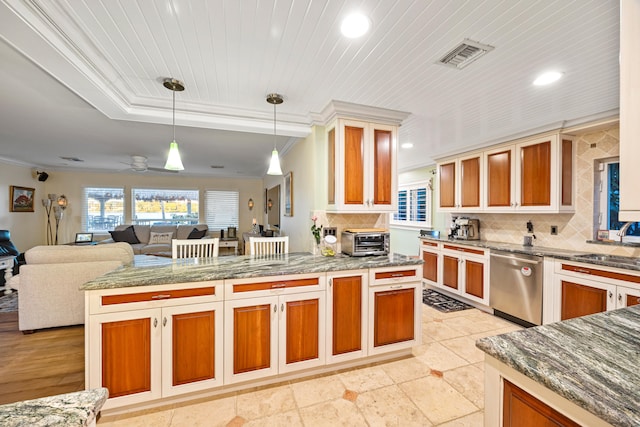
<box><xmin>341</xmin><ymin>229</ymin><xmax>390</xmax><ymax>256</ymax></box>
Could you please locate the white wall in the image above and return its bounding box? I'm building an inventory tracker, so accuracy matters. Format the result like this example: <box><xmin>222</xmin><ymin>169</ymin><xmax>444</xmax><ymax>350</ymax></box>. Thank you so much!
<box><xmin>1</xmin><ymin>161</ymin><xmax>263</xmax><ymax>251</ymax></box>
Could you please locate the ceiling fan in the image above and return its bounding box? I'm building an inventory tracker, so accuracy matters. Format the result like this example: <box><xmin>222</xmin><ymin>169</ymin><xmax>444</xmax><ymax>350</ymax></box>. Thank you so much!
<box><xmin>121</xmin><ymin>155</ymin><xmax>178</xmax><ymax>173</ymax></box>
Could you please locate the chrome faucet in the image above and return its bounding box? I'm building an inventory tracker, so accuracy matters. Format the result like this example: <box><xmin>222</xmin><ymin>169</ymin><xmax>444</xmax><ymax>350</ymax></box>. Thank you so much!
<box><xmin>617</xmin><ymin>222</ymin><xmax>633</xmax><ymax>237</ymax></box>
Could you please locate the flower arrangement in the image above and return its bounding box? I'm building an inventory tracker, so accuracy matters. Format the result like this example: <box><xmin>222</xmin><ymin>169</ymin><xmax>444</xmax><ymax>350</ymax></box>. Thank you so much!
<box><xmin>311</xmin><ymin>216</ymin><xmax>323</xmax><ymax>245</ymax></box>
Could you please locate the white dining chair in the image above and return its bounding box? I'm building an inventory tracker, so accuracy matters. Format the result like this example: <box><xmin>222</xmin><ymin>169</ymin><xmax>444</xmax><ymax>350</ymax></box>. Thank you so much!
<box><xmin>249</xmin><ymin>236</ymin><xmax>289</xmax><ymax>256</ymax></box>
<box><xmin>172</xmin><ymin>238</ymin><xmax>220</xmax><ymax>259</ymax></box>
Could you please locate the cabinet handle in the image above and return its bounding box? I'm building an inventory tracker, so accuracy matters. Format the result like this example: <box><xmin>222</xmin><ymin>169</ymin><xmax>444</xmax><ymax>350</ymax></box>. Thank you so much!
<box><xmin>153</xmin><ymin>318</ymin><xmax>158</xmax><ymax>328</ymax></box>
<box><xmin>609</xmin><ymin>291</ymin><xmax>613</xmax><ymax>298</ymax></box>
<box><xmin>618</xmin><ymin>293</ymin><xmax>622</xmax><ymax>302</ymax></box>
<box><xmin>390</xmin><ymin>273</ymin><xmax>405</xmax><ymax>277</ymax></box>
<box><xmin>281</xmin><ymin>303</ymin><xmax>284</xmax><ymax>312</ymax></box>
<box><xmin>273</xmin><ymin>304</ymin><xmax>277</xmax><ymax>313</ymax></box>
<box><xmin>151</xmin><ymin>294</ymin><xmax>172</xmax><ymax>299</ymax></box>
<box><xmin>575</xmin><ymin>268</ymin><xmax>591</xmax><ymax>275</ymax></box>
<box><xmin>271</xmin><ymin>283</ymin><xmax>286</xmax><ymax>289</ymax></box>
<box><xmin>390</xmin><ymin>285</ymin><xmax>403</xmax><ymax>289</ymax></box>
<box><xmin>163</xmin><ymin>317</ymin><xmax>167</xmax><ymax>327</ymax></box>
<box><xmin>329</xmin><ymin>279</ymin><xmax>332</xmax><ymax>287</ymax></box>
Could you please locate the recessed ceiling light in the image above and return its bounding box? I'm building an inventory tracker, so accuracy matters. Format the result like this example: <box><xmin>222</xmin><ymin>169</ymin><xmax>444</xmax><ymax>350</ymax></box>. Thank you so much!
<box><xmin>341</xmin><ymin>13</ymin><xmax>371</xmax><ymax>38</ymax></box>
<box><xmin>401</xmin><ymin>143</ymin><xmax>414</xmax><ymax>149</ymax></box>
<box><xmin>533</xmin><ymin>71</ymin><xmax>563</xmax><ymax>86</ymax></box>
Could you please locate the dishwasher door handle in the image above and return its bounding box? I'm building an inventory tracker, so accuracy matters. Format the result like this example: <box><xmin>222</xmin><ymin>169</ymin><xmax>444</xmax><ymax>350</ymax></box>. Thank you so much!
<box><xmin>490</xmin><ymin>253</ymin><xmax>541</xmax><ymax>264</ymax></box>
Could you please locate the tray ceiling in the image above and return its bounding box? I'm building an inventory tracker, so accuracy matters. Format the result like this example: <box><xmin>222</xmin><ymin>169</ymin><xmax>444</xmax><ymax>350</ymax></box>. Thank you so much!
<box><xmin>0</xmin><ymin>0</ymin><xmax>620</xmax><ymax>177</ymax></box>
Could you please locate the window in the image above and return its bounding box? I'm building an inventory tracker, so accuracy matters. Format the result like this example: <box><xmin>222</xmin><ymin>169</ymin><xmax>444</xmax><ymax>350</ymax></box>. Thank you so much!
<box><xmin>391</xmin><ymin>181</ymin><xmax>432</xmax><ymax>227</ymax></box>
<box><xmin>205</xmin><ymin>190</ymin><xmax>239</xmax><ymax>231</ymax></box>
<box><xmin>596</xmin><ymin>159</ymin><xmax>640</xmax><ymax>239</ymax></box>
<box><xmin>132</xmin><ymin>189</ymin><xmax>199</xmax><ymax>225</ymax></box>
<box><xmin>83</xmin><ymin>187</ymin><xmax>125</xmax><ymax>232</ymax></box>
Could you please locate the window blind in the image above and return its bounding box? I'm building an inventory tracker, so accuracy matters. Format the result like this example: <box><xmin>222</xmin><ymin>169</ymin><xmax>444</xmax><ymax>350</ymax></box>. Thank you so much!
<box><xmin>205</xmin><ymin>190</ymin><xmax>239</xmax><ymax>231</ymax></box>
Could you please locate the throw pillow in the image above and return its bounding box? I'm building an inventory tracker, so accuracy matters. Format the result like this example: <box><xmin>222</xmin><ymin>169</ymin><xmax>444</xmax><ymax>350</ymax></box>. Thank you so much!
<box><xmin>109</xmin><ymin>225</ymin><xmax>140</xmax><ymax>244</ymax></box>
<box><xmin>187</xmin><ymin>228</ymin><xmax>207</xmax><ymax>239</ymax></box>
<box><xmin>149</xmin><ymin>232</ymin><xmax>173</xmax><ymax>245</ymax></box>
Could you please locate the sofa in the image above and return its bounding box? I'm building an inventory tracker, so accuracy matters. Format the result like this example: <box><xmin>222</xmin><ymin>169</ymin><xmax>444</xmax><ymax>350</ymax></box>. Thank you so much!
<box><xmin>101</xmin><ymin>224</ymin><xmax>209</xmax><ymax>255</ymax></box>
<box><xmin>7</xmin><ymin>242</ymin><xmax>134</xmax><ymax>332</ymax></box>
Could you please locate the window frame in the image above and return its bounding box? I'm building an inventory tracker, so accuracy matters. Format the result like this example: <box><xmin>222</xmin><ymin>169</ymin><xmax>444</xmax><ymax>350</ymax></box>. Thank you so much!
<box><xmin>131</xmin><ymin>188</ymin><xmax>200</xmax><ymax>226</ymax></box>
<box><xmin>82</xmin><ymin>187</ymin><xmax>125</xmax><ymax>234</ymax></box>
<box><xmin>204</xmin><ymin>189</ymin><xmax>240</xmax><ymax>231</ymax></box>
<box><xmin>390</xmin><ymin>180</ymin><xmax>432</xmax><ymax>228</ymax></box>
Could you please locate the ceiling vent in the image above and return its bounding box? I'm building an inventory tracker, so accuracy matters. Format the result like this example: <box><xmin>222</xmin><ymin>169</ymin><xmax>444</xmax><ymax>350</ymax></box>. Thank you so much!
<box><xmin>437</xmin><ymin>39</ymin><xmax>495</xmax><ymax>69</ymax></box>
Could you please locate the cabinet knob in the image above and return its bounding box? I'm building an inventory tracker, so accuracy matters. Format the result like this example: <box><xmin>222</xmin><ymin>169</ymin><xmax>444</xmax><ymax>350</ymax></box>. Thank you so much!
<box><xmin>163</xmin><ymin>317</ymin><xmax>167</xmax><ymax>327</ymax></box>
<box><xmin>609</xmin><ymin>291</ymin><xmax>613</xmax><ymax>298</ymax></box>
<box><xmin>273</xmin><ymin>304</ymin><xmax>277</xmax><ymax>313</ymax></box>
<box><xmin>153</xmin><ymin>318</ymin><xmax>158</xmax><ymax>328</ymax></box>
<box><xmin>618</xmin><ymin>293</ymin><xmax>622</xmax><ymax>301</ymax></box>
<box><xmin>281</xmin><ymin>303</ymin><xmax>284</xmax><ymax>312</ymax></box>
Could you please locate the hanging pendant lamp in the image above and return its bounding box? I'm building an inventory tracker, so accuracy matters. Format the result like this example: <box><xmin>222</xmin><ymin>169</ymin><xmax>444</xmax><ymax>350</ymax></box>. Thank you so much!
<box><xmin>266</xmin><ymin>93</ymin><xmax>283</xmax><ymax>176</ymax></box>
<box><xmin>163</xmin><ymin>78</ymin><xmax>185</xmax><ymax>171</ymax></box>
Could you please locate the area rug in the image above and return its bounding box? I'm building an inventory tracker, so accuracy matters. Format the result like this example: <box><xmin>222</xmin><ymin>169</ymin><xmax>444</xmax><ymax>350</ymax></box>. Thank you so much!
<box><xmin>422</xmin><ymin>289</ymin><xmax>472</xmax><ymax>313</ymax></box>
<box><xmin>0</xmin><ymin>291</ymin><xmax>18</xmax><ymax>313</ymax></box>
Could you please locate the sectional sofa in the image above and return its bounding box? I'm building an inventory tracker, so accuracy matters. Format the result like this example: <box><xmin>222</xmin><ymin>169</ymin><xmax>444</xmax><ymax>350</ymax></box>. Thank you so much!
<box><xmin>101</xmin><ymin>223</ymin><xmax>209</xmax><ymax>255</ymax></box>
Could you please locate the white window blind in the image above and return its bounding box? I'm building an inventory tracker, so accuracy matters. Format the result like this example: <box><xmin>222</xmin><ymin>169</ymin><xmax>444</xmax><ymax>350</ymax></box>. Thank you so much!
<box><xmin>205</xmin><ymin>190</ymin><xmax>239</xmax><ymax>231</ymax></box>
<box><xmin>391</xmin><ymin>181</ymin><xmax>432</xmax><ymax>227</ymax></box>
<box><xmin>82</xmin><ymin>187</ymin><xmax>125</xmax><ymax>232</ymax></box>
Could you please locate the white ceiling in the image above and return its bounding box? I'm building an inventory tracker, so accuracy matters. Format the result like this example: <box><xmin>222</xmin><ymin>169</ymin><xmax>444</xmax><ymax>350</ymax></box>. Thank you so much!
<box><xmin>0</xmin><ymin>0</ymin><xmax>620</xmax><ymax>178</ymax></box>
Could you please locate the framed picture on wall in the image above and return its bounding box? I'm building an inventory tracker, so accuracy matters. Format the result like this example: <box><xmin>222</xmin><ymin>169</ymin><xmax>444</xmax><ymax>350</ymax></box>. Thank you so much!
<box><xmin>264</xmin><ymin>188</ymin><xmax>268</xmax><ymax>214</ymax></box>
<box><xmin>284</xmin><ymin>172</ymin><xmax>293</xmax><ymax>217</ymax></box>
<box><xmin>9</xmin><ymin>185</ymin><xmax>35</xmax><ymax>212</ymax></box>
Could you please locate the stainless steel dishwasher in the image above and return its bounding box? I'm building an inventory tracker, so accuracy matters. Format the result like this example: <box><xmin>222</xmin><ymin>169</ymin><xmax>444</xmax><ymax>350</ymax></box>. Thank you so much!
<box><xmin>490</xmin><ymin>250</ymin><xmax>543</xmax><ymax>326</ymax></box>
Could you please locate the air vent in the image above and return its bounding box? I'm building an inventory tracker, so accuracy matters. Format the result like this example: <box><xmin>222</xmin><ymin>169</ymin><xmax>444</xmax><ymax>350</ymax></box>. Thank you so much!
<box><xmin>438</xmin><ymin>39</ymin><xmax>495</xmax><ymax>69</ymax></box>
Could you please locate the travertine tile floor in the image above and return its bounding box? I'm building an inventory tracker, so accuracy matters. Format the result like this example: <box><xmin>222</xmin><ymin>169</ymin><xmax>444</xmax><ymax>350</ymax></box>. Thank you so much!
<box><xmin>98</xmin><ymin>305</ymin><xmax>521</xmax><ymax>427</ymax></box>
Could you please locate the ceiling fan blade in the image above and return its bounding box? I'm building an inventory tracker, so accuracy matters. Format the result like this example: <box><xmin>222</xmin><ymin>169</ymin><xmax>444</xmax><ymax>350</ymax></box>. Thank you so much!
<box><xmin>147</xmin><ymin>166</ymin><xmax>178</xmax><ymax>173</ymax></box>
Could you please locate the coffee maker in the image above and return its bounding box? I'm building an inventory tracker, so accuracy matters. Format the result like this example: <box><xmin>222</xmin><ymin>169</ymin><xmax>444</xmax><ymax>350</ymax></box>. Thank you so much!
<box><xmin>453</xmin><ymin>217</ymin><xmax>480</xmax><ymax>240</ymax></box>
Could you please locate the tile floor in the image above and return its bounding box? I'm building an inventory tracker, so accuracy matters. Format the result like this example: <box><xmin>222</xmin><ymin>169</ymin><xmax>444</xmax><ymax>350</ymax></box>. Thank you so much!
<box><xmin>97</xmin><ymin>304</ymin><xmax>521</xmax><ymax>427</ymax></box>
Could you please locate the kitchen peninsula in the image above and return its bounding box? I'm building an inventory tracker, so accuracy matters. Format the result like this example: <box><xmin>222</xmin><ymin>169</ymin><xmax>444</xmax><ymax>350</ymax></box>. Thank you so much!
<box><xmin>82</xmin><ymin>252</ymin><xmax>423</xmax><ymax>414</ymax></box>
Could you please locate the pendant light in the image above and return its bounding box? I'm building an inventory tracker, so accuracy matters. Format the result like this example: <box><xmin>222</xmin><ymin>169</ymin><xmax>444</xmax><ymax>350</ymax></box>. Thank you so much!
<box><xmin>266</xmin><ymin>93</ymin><xmax>283</xmax><ymax>176</ymax></box>
<box><xmin>163</xmin><ymin>78</ymin><xmax>185</xmax><ymax>171</ymax></box>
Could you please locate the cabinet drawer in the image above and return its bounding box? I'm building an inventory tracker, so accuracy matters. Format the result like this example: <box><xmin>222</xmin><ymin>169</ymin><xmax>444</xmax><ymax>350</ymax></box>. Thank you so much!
<box><xmin>443</xmin><ymin>244</ymin><xmax>485</xmax><ymax>256</ymax></box>
<box><xmin>369</xmin><ymin>266</ymin><xmax>422</xmax><ymax>286</ymax></box>
<box><xmin>88</xmin><ymin>281</ymin><xmax>223</xmax><ymax>314</ymax></box>
<box><xmin>226</xmin><ymin>273</ymin><xmax>326</xmax><ymax>299</ymax></box>
<box><xmin>420</xmin><ymin>240</ymin><xmax>439</xmax><ymax>248</ymax></box>
<box><xmin>556</xmin><ymin>262</ymin><xmax>640</xmax><ymax>286</ymax></box>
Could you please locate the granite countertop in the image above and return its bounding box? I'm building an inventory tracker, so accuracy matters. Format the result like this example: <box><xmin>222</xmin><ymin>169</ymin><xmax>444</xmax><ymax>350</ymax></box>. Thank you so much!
<box><xmin>0</xmin><ymin>388</ymin><xmax>108</xmax><ymax>427</ymax></box>
<box><xmin>419</xmin><ymin>236</ymin><xmax>640</xmax><ymax>271</ymax></box>
<box><xmin>82</xmin><ymin>252</ymin><xmax>423</xmax><ymax>290</ymax></box>
<box><xmin>476</xmin><ymin>306</ymin><xmax>640</xmax><ymax>426</ymax></box>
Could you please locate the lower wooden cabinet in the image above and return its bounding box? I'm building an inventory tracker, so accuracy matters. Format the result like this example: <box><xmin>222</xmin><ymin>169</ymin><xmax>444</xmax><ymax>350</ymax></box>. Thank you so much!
<box><xmin>368</xmin><ymin>266</ymin><xmax>422</xmax><ymax>355</ymax></box>
<box><xmin>326</xmin><ymin>270</ymin><xmax>368</xmax><ymax>363</ymax></box>
<box><xmin>421</xmin><ymin>241</ymin><xmax>440</xmax><ymax>286</ymax></box>
<box><xmin>503</xmin><ymin>379</ymin><xmax>580</xmax><ymax>427</ymax></box>
<box><xmin>88</xmin><ymin>301</ymin><xmax>223</xmax><ymax>408</ymax></box>
<box><xmin>441</xmin><ymin>243</ymin><xmax>489</xmax><ymax>305</ymax></box>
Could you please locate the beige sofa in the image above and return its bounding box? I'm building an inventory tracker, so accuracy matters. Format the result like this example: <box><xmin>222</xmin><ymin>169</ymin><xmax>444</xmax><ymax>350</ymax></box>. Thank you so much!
<box><xmin>102</xmin><ymin>224</ymin><xmax>209</xmax><ymax>255</ymax></box>
<box><xmin>7</xmin><ymin>243</ymin><xmax>134</xmax><ymax>332</ymax></box>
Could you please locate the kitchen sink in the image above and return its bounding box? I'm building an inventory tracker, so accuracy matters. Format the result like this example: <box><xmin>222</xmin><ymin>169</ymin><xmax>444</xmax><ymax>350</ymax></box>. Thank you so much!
<box><xmin>573</xmin><ymin>253</ymin><xmax>640</xmax><ymax>267</ymax></box>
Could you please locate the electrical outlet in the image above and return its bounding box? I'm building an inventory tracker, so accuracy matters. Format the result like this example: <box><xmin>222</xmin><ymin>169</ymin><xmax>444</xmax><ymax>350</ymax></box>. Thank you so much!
<box><xmin>550</xmin><ymin>225</ymin><xmax>558</xmax><ymax>235</ymax></box>
<box><xmin>323</xmin><ymin>227</ymin><xmax>337</xmax><ymax>237</ymax></box>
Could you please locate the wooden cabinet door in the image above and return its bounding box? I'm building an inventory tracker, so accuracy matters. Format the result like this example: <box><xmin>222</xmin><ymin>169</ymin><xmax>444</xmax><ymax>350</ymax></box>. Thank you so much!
<box><xmin>327</xmin><ymin>127</ymin><xmax>336</xmax><ymax>205</ymax></box>
<box><xmin>439</xmin><ymin>162</ymin><xmax>456</xmax><ymax>209</ymax></box>
<box><xmin>279</xmin><ymin>291</ymin><xmax>325</xmax><ymax>373</ymax></box>
<box><xmin>343</xmin><ymin>124</ymin><xmax>365</xmax><ymax>205</ymax></box>
<box><xmin>373</xmin><ymin>287</ymin><xmax>415</xmax><ymax>347</ymax></box>
<box><xmin>225</xmin><ymin>297</ymin><xmax>278</xmax><ymax>382</ymax></box>
<box><xmin>460</xmin><ymin>156</ymin><xmax>480</xmax><ymax>208</ymax></box>
<box><xmin>520</xmin><ymin>140</ymin><xmax>551</xmax><ymax>207</ymax></box>
<box><xmin>442</xmin><ymin>255</ymin><xmax>459</xmax><ymax>291</ymax></box>
<box><xmin>503</xmin><ymin>379</ymin><xmax>580</xmax><ymax>427</ymax></box>
<box><xmin>561</xmin><ymin>280</ymin><xmax>609</xmax><ymax>320</ymax></box>
<box><xmin>372</xmin><ymin>127</ymin><xmax>393</xmax><ymax>206</ymax></box>
<box><xmin>162</xmin><ymin>302</ymin><xmax>223</xmax><ymax>396</ymax></box>
<box><xmin>617</xmin><ymin>286</ymin><xmax>640</xmax><ymax>308</ymax></box>
<box><xmin>422</xmin><ymin>250</ymin><xmax>438</xmax><ymax>284</ymax></box>
<box><xmin>464</xmin><ymin>259</ymin><xmax>484</xmax><ymax>300</ymax></box>
<box><xmin>331</xmin><ymin>275</ymin><xmax>363</xmax><ymax>356</ymax></box>
<box><xmin>486</xmin><ymin>148</ymin><xmax>513</xmax><ymax>208</ymax></box>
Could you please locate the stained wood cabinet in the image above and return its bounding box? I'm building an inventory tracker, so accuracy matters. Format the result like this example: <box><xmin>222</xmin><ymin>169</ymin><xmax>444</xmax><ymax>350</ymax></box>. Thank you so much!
<box><xmin>326</xmin><ymin>270</ymin><xmax>368</xmax><ymax>363</ymax></box>
<box><xmin>224</xmin><ymin>274</ymin><xmax>326</xmax><ymax>383</ymax></box>
<box><xmin>437</xmin><ymin>152</ymin><xmax>482</xmax><ymax>211</ymax></box>
<box><xmin>86</xmin><ymin>282</ymin><xmax>224</xmax><ymax>409</ymax></box>
<box><xmin>420</xmin><ymin>240</ymin><xmax>440</xmax><ymax>286</ymax></box>
<box><xmin>484</xmin><ymin>134</ymin><xmax>575</xmax><ymax>213</ymax></box>
<box><xmin>503</xmin><ymin>379</ymin><xmax>580</xmax><ymax>427</ymax></box>
<box><xmin>440</xmin><ymin>243</ymin><xmax>489</xmax><ymax>305</ymax></box>
<box><xmin>552</xmin><ymin>261</ymin><xmax>640</xmax><ymax>321</ymax></box>
<box><xmin>327</xmin><ymin>119</ymin><xmax>397</xmax><ymax>212</ymax></box>
<box><xmin>368</xmin><ymin>266</ymin><xmax>422</xmax><ymax>355</ymax></box>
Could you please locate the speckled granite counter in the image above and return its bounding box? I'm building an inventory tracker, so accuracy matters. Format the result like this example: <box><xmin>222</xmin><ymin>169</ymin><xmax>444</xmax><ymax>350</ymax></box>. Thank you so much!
<box><xmin>82</xmin><ymin>252</ymin><xmax>422</xmax><ymax>290</ymax></box>
<box><xmin>0</xmin><ymin>388</ymin><xmax>108</xmax><ymax>427</ymax></box>
<box><xmin>419</xmin><ymin>236</ymin><xmax>640</xmax><ymax>271</ymax></box>
<box><xmin>476</xmin><ymin>306</ymin><xmax>640</xmax><ymax>426</ymax></box>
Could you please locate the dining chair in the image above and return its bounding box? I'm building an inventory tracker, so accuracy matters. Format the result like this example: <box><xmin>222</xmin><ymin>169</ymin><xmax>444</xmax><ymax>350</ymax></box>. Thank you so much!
<box><xmin>249</xmin><ymin>236</ymin><xmax>289</xmax><ymax>256</ymax></box>
<box><xmin>172</xmin><ymin>238</ymin><xmax>220</xmax><ymax>259</ymax></box>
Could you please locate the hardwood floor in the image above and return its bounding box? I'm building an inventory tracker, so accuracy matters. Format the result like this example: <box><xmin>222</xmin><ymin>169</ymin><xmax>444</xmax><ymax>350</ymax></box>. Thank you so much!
<box><xmin>0</xmin><ymin>312</ymin><xmax>85</xmax><ymax>405</ymax></box>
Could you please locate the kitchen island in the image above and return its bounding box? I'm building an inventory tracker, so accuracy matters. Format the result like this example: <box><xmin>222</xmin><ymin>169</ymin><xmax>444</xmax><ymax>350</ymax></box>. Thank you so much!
<box><xmin>476</xmin><ymin>305</ymin><xmax>640</xmax><ymax>426</ymax></box>
<box><xmin>82</xmin><ymin>252</ymin><xmax>423</xmax><ymax>414</ymax></box>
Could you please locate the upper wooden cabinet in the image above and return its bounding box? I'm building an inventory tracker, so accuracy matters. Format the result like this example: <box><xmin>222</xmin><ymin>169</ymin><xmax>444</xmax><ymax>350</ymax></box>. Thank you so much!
<box><xmin>437</xmin><ymin>152</ymin><xmax>483</xmax><ymax>212</ymax></box>
<box><xmin>327</xmin><ymin>118</ymin><xmax>398</xmax><ymax>212</ymax></box>
<box><xmin>437</xmin><ymin>133</ymin><xmax>575</xmax><ymax>213</ymax></box>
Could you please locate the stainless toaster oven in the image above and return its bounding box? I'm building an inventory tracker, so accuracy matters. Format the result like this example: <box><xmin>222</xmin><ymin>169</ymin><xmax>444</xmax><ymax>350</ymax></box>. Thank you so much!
<box><xmin>341</xmin><ymin>229</ymin><xmax>389</xmax><ymax>256</ymax></box>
